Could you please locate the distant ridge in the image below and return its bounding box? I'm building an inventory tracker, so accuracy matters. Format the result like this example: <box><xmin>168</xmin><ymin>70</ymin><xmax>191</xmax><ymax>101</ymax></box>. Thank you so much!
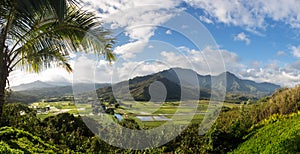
<box><xmin>11</xmin><ymin>81</ymin><xmax>109</xmax><ymax>92</ymax></box>
<box><xmin>96</xmin><ymin>68</ymin><xmax>280</xmax><ymax>102</ymax></box>
<box><xmin>11</xmin><ymin>80</ymin><xmax>56</xmax><ymax>91</ymax></box>
<box><xmin>9</xmin><ymin>82</ymin><xmax>109</xmax><ymax>104</ymax></box>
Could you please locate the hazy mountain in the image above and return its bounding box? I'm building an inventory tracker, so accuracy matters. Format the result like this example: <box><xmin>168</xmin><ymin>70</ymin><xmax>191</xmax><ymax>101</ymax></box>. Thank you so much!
<box><xmin>96</xmin><ymin>68</ymin><xmax>280</xmax><ymax>102</ymax></box>
<box><xmin>9</xmin><ymin>82</ymin><xmax>109</xmax><ymax>103</ymax></box>
<box><xmin>212</xmin><ymin>71</ymin><xmax>280</xmax><ymax>94</ymax></box>
<box><xmin>12</xmin><ymin>80</ymin><xmax>109</xmax><ymax>91</ymax></box>
<box><xmin>11</xmin><ymin>80</ymin><xmax>57</xmax><ymax>91</ymax></box>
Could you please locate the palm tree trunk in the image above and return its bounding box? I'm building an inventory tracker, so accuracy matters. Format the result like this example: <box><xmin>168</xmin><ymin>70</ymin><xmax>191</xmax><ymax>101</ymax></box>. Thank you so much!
<box><xmin>0</xmin><ymin>27</ymin><xmax>8</xmax><ymax>118</ymax></box>
<box><xmin>0</xmin><ymin>60</ymin><xmax>7</xmax><ymax>117</ymax></box>
<box><xmin>0</xmin><ymin>41</ymin><xmax>8</xmax><ymax>118</ymax></box>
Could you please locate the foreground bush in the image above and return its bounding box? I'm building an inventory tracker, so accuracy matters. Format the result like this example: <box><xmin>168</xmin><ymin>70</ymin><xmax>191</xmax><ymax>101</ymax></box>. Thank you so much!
<box><xmin>0</xmin><ymin>127</ymin><xmax>58</xmax><ymax>153</ymax></box>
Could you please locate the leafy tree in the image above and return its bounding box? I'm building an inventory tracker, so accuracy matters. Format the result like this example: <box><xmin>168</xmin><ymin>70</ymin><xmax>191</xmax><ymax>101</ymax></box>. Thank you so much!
<box><xmin>1</xmin><ymin>103</ymin><xmax>43</xmax><ymax>133</ymax></box>
<box><xmin>119</xmin><ymin>118</ymin><xmax>141</xmax><ymax>130</ymax></box>
<box><xmin>0</xmin><ymin>0</ymin><xmax>115</xmax><ymax>116</ymax></box>
<box><xmin>105</xmin><ymin>108</ymin><xmax>114</xmax><ymax>115</ymax></box>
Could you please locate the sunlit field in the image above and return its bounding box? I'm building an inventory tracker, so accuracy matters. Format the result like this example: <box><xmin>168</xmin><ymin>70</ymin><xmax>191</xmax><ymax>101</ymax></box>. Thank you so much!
<box><xmin>31</xmin><ymin>100</ymin><xmax>243</xmax><ymax>128</ymax></box>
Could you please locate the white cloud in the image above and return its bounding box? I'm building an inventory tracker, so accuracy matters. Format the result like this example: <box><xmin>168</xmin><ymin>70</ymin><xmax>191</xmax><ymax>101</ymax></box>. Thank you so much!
<box><xmin>238</xmin><ymin>60</ymin><xmax>300</xmax><ymax>87</ymax></box>
<box><xmin>199</xmin><ymin>15</ymin><xmax>213</xmax><ymax>24</ymax></box>
<box><xmin>8</xmin><ymin>58</ymin><xmax>77</xmax><ymax>86</ymax></box>
<box><xmin>148</xmin><ymin>45</ymin><xmax>154</xmax><ymax>49</ymax></box>
<box><xmin>81</xmin><ymin>0</ymin><xmax>184</xmax><ymax>60</ymax></box>
<box><xmin>160</xmin><ymin>46</ymin><xmax>241</xmax><ymax>75</ymax></box>
<box><xmin>165</xmin><ymin>30</ymin><xmax>172</xmax><ymax>35</ymax></box>
<box><xmin>9</xmin><ymin>68</ymin><xmax>72</xmax><ymax>86</ymax></box>
<box><xmin>290</xmin><ymin>45</ymin><xmax>300</xmax><ymax>58</ymax></box>
<box><xmin>234</xmin><ymin>32</ymin><xmax>251</xmax><ymax>45</ymax></box>
<box><xmin>184</xmin><ymin>0</ymin><xmax>300</xmax><ymax>30</ymax></box>
<box><xmin>113</xmin><ymin>40</ymin><xmax>148</xmax><ymax>59</ymax></box>
<box><xmin>8</xmin><ymin>71</ymin><xmax>40</xmax><ymax>86</ymax></box>
<box><xmin>111</xmin><ymin>61</ymin><xmax>168</xmax><ymax>82</ymax></box>
<box><xmin>184</xmin><ymin>0</ymin><xmax>265</xmax><ymax>29</ymax></box>
<box><xmin>181</xmin><ymin>25</ymin><xmax>188</xmax><ymax>29</ymax></box>
<box><xmin>82</xmin><ymin>0</ymin><xmax>182</xmax><ymax>42</ymax></box>
<box><xmin>9</xmin><ymin>54</ymin><xmax>114</xmax><ymax>86</ymax></box>
<box><xmin>72</xmin><ymin>55</ymin><xmax>96</xmax><ymax>83</ymax></box>
<box><xmin>277</xmin><ymin>51</ymin><xmax>286</xmax><ymax>56</ymax></box>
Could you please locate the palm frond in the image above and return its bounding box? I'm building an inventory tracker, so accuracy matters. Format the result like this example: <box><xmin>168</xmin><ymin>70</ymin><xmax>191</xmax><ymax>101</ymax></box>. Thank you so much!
<box><xmin>4</xmin><ymin>0</ymin><xmax>115</xmax><ymax>73</ymax></box>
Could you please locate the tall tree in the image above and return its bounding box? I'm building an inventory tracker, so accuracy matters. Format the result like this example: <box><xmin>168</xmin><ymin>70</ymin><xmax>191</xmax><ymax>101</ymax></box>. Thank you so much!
<box><xmin>0</xmin><ymin>0</ymin><xmax>115</xmax><ymax>116</ymax></box>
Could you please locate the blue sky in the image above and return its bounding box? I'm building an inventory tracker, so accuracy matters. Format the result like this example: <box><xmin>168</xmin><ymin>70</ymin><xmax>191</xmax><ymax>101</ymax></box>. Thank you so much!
<box><xmin>10</xmin><ymin>0</ymin><xmax>300</xmax><ymax>87</ymax></box>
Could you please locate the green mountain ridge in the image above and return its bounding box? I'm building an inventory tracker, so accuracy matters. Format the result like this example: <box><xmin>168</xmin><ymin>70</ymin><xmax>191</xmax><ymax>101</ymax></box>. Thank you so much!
<box><xmin>97</xmin><ymin>68</ymin><xmax>280</xmax><ymax>102</ymax></box>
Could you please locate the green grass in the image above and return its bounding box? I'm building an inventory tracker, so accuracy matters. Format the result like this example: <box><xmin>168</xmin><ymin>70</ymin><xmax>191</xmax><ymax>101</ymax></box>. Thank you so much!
<box><xmin>191</xmin><ymin>114</ymin><xmax>204</xmax><ymax>123</ymax></box>
<box><xmin>32</xmin><ymin>101</ymin><xmax>92</xmax><ymax>119</ymax></box>
<box><xmin>37</xmin><ymin>113</ymin><xmax>54</xmax><ymax>120</ymax></box>
<box><xmin>117</xmin><ymin>100</ymin><xmax>224</xmax><ymax>128</ymax></box>
<box><xmin>153</xmin><ymin>107</ymin><xmax>178</xmax><ymax>114</ymax></box>
<box><xmin>143</xmin><ymin>121</ymin><xmax>166</xmax><ymax>128</ymax></box>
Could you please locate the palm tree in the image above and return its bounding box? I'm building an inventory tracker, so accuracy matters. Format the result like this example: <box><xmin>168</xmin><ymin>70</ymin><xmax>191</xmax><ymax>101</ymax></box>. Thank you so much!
<box><xmin>0</xmin><ymin>0</ymin><xmax>115</xmax><ymax>116</ymax></box>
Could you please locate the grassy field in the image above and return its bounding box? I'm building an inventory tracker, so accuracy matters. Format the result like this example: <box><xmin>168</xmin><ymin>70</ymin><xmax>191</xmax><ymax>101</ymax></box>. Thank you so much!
<box><xmin>30</xmin><ymin>101</ymin><xmax>92</xmax><ymax>119</ymax></box>
<box><xmin>116</xmin><ymin>100</ymin><xmax>242</xmax><ymax>128</ymax></box>
<box><xmin>30</xmin><ymin>100</ymin><xmax>242</xmax><ymax>128</ymax></box>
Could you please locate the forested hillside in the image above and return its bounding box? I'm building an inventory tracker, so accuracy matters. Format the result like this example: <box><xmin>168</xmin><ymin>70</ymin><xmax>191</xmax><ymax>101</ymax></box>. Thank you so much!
<box><xmin>232</xmin><ymin>112</ymin><xmax>300</xmax><ymax>153</ymax></box>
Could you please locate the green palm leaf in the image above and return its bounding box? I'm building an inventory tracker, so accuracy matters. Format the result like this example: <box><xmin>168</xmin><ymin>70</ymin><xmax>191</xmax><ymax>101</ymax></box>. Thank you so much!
<box><xmin>0</xmin><ymin>0</ymin><xmax>115</xmax><ymax>114</ymax></box>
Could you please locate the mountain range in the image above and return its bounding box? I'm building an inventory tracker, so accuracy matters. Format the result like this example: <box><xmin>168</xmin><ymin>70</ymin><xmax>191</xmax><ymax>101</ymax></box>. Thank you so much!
<box><xmin>9</xmin><ymin>82</ymin><xmax>109</xmax><ymax>103</ymax></box>
<box><xmin>11</xmin><ymin>80</ymin><xmax>71</xmax><ymax>91</ymax></box>
<box><xmin>9</xmin><ymin>68</ymin><xmax>280</xmax><ymax>103</ymax></box>
<box><xmin>96</xmin><ymin>68</ymin><xmax>280</xmax><ymax>102</ymax></box>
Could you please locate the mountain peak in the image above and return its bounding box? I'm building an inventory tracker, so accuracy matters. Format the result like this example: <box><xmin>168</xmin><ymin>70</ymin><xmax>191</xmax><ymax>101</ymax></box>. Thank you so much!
<box><xmin>32</xmin><ymin>80</ymin><xmax>45</xmax><ymax>84</ymax></box>
<box><xmin>217</xmin><ymin>71</ymin><xmax>239</xmax><ymax>80</ymax></box>
<box><xmin>164</xmin><ymin>67</ymin><xmax>196</xmax><ymax>73</ymax></box>
<box><xmin>219</xmin><ymin>71</ymin><xmax>237</xmax><ymax>77</ymax></box>
<box><xmin>11</xmin><ymin>80</ymin><xmax>54</xmax><ymax>91</ymax></box>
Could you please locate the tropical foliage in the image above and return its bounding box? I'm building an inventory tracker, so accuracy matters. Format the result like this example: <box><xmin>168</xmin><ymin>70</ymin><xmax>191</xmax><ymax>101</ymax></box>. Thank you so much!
<box><xmin>0</xmin><ymin>127</ymin><xmax>58</xmax><ymax>153</ymax></box>
<box><xmin>0</xmin><ymin>0</ymin><xmax>115</xmax><ymax>116</ymax></box>
<box><xmin>232</xmin><ymin>112</ymin><xmax>300</xmax><ymax>153</ymax></box>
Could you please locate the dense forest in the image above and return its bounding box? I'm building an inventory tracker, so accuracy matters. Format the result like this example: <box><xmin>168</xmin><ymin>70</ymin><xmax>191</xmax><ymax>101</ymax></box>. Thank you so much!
<box><xmin>1</xmin><ymin>85</ymin><xmax>300</xmax><ymax>153</ymax></box>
